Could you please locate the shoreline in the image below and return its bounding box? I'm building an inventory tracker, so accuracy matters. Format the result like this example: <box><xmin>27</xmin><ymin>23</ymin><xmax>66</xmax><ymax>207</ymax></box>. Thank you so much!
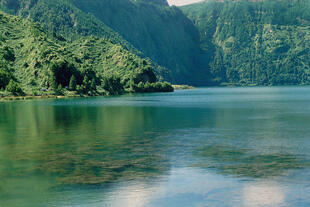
<box><xmin>0</xmin><ymin>94</ymin><xmax>85</xmax><ymax>102</ymax></box>
<box><xmin>0</xmin><ymin>85</ymin><xmax>196</xmax><ymax>102</ymax></box>
<box><xmin>2</xmin><ymin>84</ymin><xmax>309</xmax><ymax>102</ymax></box>
<box><xmin>172</xmin><ymin>85</ymin><xmax>195</xmax><ymax>90</ymax></box>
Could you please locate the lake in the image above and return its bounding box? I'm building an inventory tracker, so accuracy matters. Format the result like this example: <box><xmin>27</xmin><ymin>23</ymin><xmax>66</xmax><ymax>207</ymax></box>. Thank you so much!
<box><xmin>1</xmin><ymin>87</ymin><xmax>310</xmax><ymax>207</ymax></box>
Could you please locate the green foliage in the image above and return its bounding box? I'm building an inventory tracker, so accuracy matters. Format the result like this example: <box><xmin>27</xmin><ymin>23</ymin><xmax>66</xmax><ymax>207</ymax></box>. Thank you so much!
<box><xmin>49</xmin><ymin>75</ymin><xmax>58</xmax><ymax>90</ymax></box>
<box><xmin>69</xmin><ymin>0</ymin><xmax>210</xmax><ymax>85</ymax></box>
<box><xmin>0</xmin><ymin>45</ymin><xmax>15</xmax><ymax>61</ymax></box>
<box><xmin>133</xmin><ymin>81</ymin><xmax>174</xmax><ymax>93</ymax></box>
<box><xmin>0</xmin><ymin>0</ymin><xmax>210</xmax><ymax>85</ymax></box>
<box><xmin>0</xmin><ymin>11</ymin><xmax>172</xmax><ymax>97</ymax></box>
<box><xmin>0</xmin><ymin>0</ymin><xmax>137</xmax><ymax>52</ymax></box>
<box><xmin>6</xmin><ymin>79</ymin><xmax>24</xmax><ymax>95</ymax></box>
<box><xmin>56</xmin><ymin>84</ymin><xmax>63</xmax><ymax>95</ymax></box>
<box><xmin>50</xmin><ymin>60</ymin><xmax>79</xmax><ymax>87</ymax></box>
<box><xmin>3</xmin><ymin>0</ymin><xmax>310</xmax><ymax>86</ymax></box>
<box><xmin>69</xmin><ymin>75</ymin><xmax>77</xmax><ymax>91</ymax></box>
<box><xmin>181</xmin><ymin>0</ymin><xmax>310</xmax><ymax>86</ymax></box>
<box><xmin>79</xmin><ymin>76</ymin><xmax>92</xmax><ymax>94</ymax></box>
<box><xmin>102</xmin><ymin>75</ymin><xmax>123</xmax><ymax>95</ymax></box>
<box><xmin>68</xmin><ymin>37</ymin><xmax>166</xmax><ymax>94</ymax></box>
<box><xmin>0</xmin><ymin>69</ymin><xmax>12</xmax><ymax>89</ymax></box>
<box><xmin>90</xmin><ymin>78</ymin><xmax>96</xmax><ymax>91</ymax></box>
<box><xmin>131</xmin><ymin>62</ymin><xmax>157</xmax><ymax>84</ymax></box>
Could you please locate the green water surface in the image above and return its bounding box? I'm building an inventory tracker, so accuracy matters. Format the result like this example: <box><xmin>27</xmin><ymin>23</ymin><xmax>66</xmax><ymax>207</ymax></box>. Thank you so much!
<box><xmin>0</xmin><ymin>87</ymin><xmax>310</xmax><ymax>207</ymax></box>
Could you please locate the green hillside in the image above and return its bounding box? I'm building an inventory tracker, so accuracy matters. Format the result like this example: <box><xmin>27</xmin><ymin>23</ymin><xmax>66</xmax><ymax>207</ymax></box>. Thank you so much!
<box><xmin>0</xmin><ymin>11</ymin><xmax>173</xmax><ymax>97</ymax></box>
<box><xmin>0</xmin><ymin>0</ymin><xmax>210</xmax><ymax>85</ymax></box>
<box><xmin>69</xmin><ymin>0</ymin><xmax>210</xmax><ymax>85</ymax></box>
<box><xmin>182</xmin><ymin>0</ymin><xmax>310</xmax><ymax>85</ymax></box>
<box><xmin>0</xmin><ymin>0</ymin><xmax>136</xmax><ymax>50</ymax></box>
<box><xmin>2</xmin><ymin>0</ymin><xmax>310</xmax><ymax>87</ymax></box>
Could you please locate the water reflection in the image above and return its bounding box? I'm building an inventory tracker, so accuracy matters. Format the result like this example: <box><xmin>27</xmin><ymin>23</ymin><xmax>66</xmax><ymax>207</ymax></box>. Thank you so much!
<box><xmin>0</xmin><ymin>87</ymin><xmax>310</xmax><ymax>206</ymax></box>
<box><xmin>0</xmin><ymin>102</ymin><xmax>172</xmax><ymax>186</ymax></box>
<box><xmin>107</xmin><ymin>183</ymin><xmax>154</xmax><ymax>207</ymax></box>
<box><xmin>243</xmin><ymin>182</ymin><xmax>285</xmax><ymax>207</ymax></box>
<box><xmin>194</xmin><ymin>145</ymin><xmax>309</xmax><ymax>178</ymax></box>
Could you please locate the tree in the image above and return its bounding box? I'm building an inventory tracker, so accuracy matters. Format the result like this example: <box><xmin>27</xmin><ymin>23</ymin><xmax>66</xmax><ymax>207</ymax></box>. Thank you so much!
<box><xmin>69</xmin><ymin>75</ymin><xmax>77</xmax><ymax>91</ymax></box>
<box><xmin>102</xmin><ymin>75</ymin><xmax>124</xmax><ymax>95</ymax></box>
<box><xmin>91</xmin><ymin>78</ymin><xmax>96</xmax><ymax>91</ymax></box>
<box><xmin>0</xmin><ymin>70</ymin><xmax>12</xmax><ymax>89</ymax></box>
<box><xmin>82</xmin><ymin>76</ymin><xmax>90</xmax><ymax>93</ymax></box>
<box><xmin>50</xmin><ymin>75</ymin><xmax>58</xmax><ymax>90</ymax></box>
<box><xmin>56</xmin><ymin>84</ymin><xmax>63</xmax><ymax>95</ymax></box>
<box><xmin>6</xmin><ymin>80</ymin><xmax>24</xmax><ymax>95</ymax></box>
<box><xmin>50</xmin><ymin>60</ymin><xmax>77</xmax><ymax>87</ymax></box>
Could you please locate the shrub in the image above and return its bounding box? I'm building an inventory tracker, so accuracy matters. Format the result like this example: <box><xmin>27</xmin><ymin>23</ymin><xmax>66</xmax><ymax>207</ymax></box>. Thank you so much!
<box><xmin>102</xmin><ymin>75</ymin><xmax>124</xmax><ymax>95</ymax></box>
<box><xmin>55</xmin><ymin>84</ymin><xmax>63</xmax><ymax>95</ymax></box>
<box><xmin>50</xmin><ymin>60</ymin><xmax>79</xmax><ymax>87</ymax></box>
<box><xmin>0</xmin><ymin>70</ymin><xmax>12</xmax><ymax>89</ymax></box>
<box><xmin>133</xmin><ymin>81</ymin><xmax>174</xmax><ymax>93</ymax></box>
<box><xmin>6</xmin><ymin>80</ymin><xmax>24</xmax><ymax>95</ymax></box>
<box><xmin>69</xmin><ymin>75</ymin><xmax>77</xmax><ymax>91</ymax></box>
<box><xmin>1</xmin><ymin>46</ymin><xmax>15</xmax><ymax>62</ymax></box>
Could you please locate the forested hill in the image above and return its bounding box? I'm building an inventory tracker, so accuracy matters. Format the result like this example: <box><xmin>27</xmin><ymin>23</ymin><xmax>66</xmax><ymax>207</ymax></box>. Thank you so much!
<box><xmin>0</xmin><ymin>0</ymin><xmax>211</xmax><ymax>85</ymax></box>
<box><xmin>181</xmin><ymin>0</ymin><xmax>310</xmax><ymax>85</ymax></box>
<box><xmin>63</xmin><ymin>0</ymin><xmax>211</xmax><ymax>85</ymax></box>
<box><xmin>2</xmin><ymin>0</ymin><xmax>310</xmax><ymax>87</ymax></box>
<box><xmin>0</xmin><ymin>11</ymin><xmax>173</xmax><ymax>97</ymax></box>
<box><xmin>0</xmin><ymin>0</ymin><xmax>142</xmax><ymax>54</ymax></box>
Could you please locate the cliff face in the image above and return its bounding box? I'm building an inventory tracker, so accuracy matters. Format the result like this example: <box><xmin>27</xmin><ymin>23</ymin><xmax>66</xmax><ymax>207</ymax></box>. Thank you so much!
<box><xmin>182</xmin><ymin>0</ymin><xmax>310</xmax><ymax>85</ymax></box>
<box><xmin>0</xmin><ymin>0</ymin><xmax>211</xmax><ymax>85</ymax></box>
<box><xmin>5</xmin><ymin>0</ymin><xmax>310</xmax><ymax>86</ymax></box>
<box><xmin>69</xmin><ymin>0</ymin><xmax>210</xmax><ymax>85</ymax></box>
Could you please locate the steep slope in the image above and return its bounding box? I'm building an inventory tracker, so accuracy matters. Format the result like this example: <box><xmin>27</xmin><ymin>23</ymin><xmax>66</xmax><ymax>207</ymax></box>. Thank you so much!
<box><xmin>0</xmin><ymin>0</ymin><xmax>137</xmax><ymax>51</ymax></box>
<box><xmin>4</xmin><ymin>0</ymin><xmax>310</xmax><ymax>86</ymax></box>
<box><xmin>0</xmin><ymin>0</ymin><xmax>211</xmax><ymax>85</ymax></box>
<box><xmin>69</xmin><ymin>0</ymin><xmax>210</xmax><ymax>85</ymax></box>
<box><xmin>182</xmin><ymin>0</ymin><xmax>310</xmax><ymax>85</ymax></box>
<box><xmin>0</xmin><ymin>11</ymin><xmax>172</xmax><ymax>96</ymax></box>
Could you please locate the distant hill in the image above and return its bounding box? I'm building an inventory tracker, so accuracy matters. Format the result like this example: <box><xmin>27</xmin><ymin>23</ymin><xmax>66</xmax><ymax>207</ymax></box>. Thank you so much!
<box><xmin>182</xmin><ymin>0</ymin><xmax>310</xmax><ymax>85</ymax></box>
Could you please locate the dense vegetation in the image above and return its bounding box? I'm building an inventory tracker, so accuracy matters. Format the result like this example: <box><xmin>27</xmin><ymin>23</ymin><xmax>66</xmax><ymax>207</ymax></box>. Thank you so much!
<box><xmin>0</xmin><ymin>0</ymin><xmax>210</xmax><ymax>85</ymax></box>
<box><xmin>2</xmin><ymin>0</ymin><xmax>310</xmax><ymax>88</ymax></box>
<box><xmin>0</xmin><ymin>0</ymin><xmax>135</xmax><ymax>49</ymax></box>
<box><xmin>0</xmin><ymin>11</ymin><xmax>173</xmax><ymax>97</ymax></box>
<box><xmin>70</xmin><ymin>0</ymin><xmax>210</xmax><ymax>85</ymax></box>
<box><xmin>182</xmin><ymin>0</ymin><xmax>310</xmax><ymax>85</ymax></box>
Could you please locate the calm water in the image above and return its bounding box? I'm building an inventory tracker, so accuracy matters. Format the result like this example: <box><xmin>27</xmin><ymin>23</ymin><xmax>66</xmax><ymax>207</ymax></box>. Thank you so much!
<box><xmin>1</xmin><ymin>87</ymin><xmax>310</xmax><ymax>207</ymax></box>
